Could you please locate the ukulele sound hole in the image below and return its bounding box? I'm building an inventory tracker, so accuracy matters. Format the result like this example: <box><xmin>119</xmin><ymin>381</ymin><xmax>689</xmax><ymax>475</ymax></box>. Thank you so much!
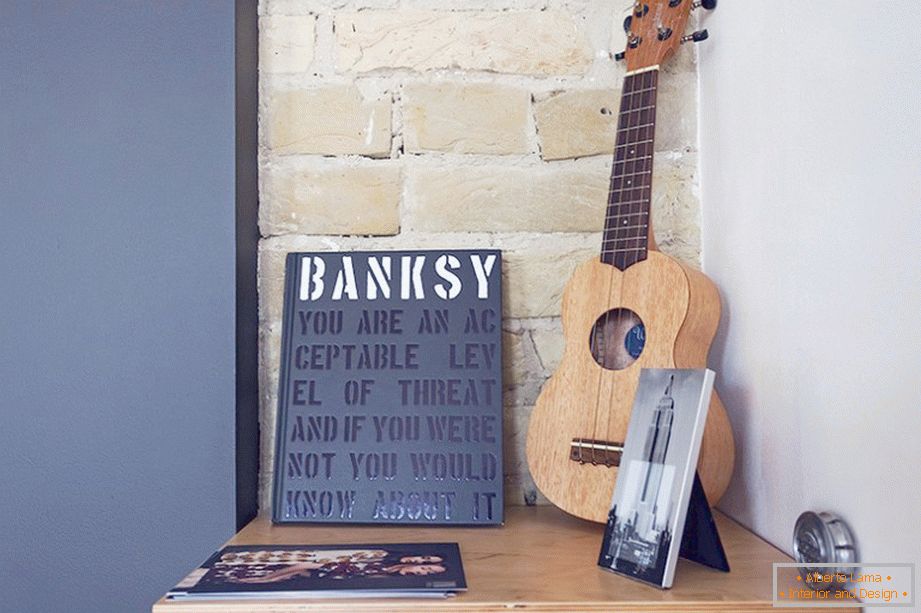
<box><xmin>589</xmin><ymin>308</ymin><xmax>646</xmax><ymax>371</ymax></box>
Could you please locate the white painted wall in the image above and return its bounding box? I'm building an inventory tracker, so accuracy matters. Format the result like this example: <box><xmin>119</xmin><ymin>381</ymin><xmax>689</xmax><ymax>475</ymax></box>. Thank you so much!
<box><xmin>698</xmin><ymin>0</ymin><xmax>921</xmax><ymax>569</ymax></box>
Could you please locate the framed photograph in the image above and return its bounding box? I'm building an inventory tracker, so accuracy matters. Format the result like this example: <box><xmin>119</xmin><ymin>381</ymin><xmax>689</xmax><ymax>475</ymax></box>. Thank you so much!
<box><xmin>598</xmin><ymin>368</ymin><xmax>715</xmax><ymax>588</ymax></box>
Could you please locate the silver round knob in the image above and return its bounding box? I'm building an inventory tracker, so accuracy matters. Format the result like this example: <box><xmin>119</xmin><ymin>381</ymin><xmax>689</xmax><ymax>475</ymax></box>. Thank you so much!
<box><xmin>793</xmin><ymin>511</ymin><xmax>857</xmax><ymax>590</ymax></box>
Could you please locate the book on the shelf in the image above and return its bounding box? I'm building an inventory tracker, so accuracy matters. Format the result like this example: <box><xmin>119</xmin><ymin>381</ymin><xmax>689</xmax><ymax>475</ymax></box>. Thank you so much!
<box><xmin>167</xmin><ymin>543</ymin><xmax>466</xmax><ymax>600</ymax></box>
<box><xmin>271</xmin><ymin>250</ymin><xmax>504</xmax><ymax>526</ymax></box>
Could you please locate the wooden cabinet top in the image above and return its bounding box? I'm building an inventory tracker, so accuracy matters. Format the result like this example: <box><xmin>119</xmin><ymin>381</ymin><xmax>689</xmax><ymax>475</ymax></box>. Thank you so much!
<box><xmin>153</xmin><ymin>506</ymin><xmax>855</xmax><ymax>612</ymax></box>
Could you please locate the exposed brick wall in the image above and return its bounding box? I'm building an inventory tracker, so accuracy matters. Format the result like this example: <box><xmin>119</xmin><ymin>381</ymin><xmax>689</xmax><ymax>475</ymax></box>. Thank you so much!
<box><xmin>257</xmin><ymin>0</ymin><xmax>702</xmax><ymax>513</ymax></box>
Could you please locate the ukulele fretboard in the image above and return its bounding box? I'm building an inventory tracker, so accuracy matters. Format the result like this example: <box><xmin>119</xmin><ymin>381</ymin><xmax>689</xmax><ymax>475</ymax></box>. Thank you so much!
<box><xmin>601</xmin><ymin>68</ymin><xmax>659</xmax><ymax>270</ymax></box>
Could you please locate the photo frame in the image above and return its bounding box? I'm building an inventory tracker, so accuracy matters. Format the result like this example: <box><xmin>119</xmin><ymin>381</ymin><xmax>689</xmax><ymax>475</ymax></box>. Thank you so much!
<box><xmin>598</xmin><ymin>368</ymin><xmax>727</xmax><ymax>588</ymax></box>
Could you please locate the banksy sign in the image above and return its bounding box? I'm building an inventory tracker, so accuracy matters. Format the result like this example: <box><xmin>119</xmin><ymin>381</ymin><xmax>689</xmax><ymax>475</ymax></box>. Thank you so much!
<box><xmin>272</xmin><ymin>250</ymin><xmax>503</xmax><ymax>525</ymax></box>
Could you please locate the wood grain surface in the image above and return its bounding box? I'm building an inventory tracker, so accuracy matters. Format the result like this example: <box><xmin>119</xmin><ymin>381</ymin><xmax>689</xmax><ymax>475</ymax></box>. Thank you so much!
<box><xmin>526</xmin><ymin>253</ymin><xmax>735</xmax><ymax>523</ymax></box>
<box><xmin>624</xmin><ymin>0</ymin><xmax>693</xmax><ymax>73</ymax></box>
<box><xmin>153</xmin><ymin>506</ymin><xmax>854</xmax><ymax>612</ymax></box>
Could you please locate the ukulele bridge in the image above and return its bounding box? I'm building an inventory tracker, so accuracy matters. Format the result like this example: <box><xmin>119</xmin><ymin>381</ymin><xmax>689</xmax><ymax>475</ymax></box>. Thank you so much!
<box><xmin>569</xmin><ymin>438</ymin><xmax>624</xmax><ymax>467</ymax></box>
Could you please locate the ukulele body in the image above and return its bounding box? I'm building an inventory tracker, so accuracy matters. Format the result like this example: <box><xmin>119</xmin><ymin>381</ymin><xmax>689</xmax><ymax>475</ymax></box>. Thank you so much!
<box><xmin>525</xmin><ymin>251</ymin><xmax>735</xmax><ymax>523</ymax></box>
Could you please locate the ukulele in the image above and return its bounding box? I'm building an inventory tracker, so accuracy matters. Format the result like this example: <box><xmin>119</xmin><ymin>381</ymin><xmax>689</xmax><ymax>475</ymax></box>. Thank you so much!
<box><xmin>525</xmin><ymin>0</ymin><xmax>734</xmax><ymax>523</ymax></box>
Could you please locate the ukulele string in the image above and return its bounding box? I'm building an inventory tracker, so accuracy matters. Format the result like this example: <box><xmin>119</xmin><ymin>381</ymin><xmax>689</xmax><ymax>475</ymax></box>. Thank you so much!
<box><xmin>604</xmin><ymin>69</ymin><xmax>657</xmax><ymax>449</ymax></box>
<box><xmin>591</xmin><ymin>71</ymin><xmax>640</xmax><ymax>462</ymax></box>
<box><xmin>588</xmin><ymin>81</ymin><xmax>626</xmax><ymax>462</ymax></box>
<box><xmin>589</xmin><ymin>78</ymin><xmax>629</xmax><ymax>462</ymax></box>
<box><xmin>602</xmin><ymin>70</ymin><xmax>642</xmax><ymax>449</ymax></box>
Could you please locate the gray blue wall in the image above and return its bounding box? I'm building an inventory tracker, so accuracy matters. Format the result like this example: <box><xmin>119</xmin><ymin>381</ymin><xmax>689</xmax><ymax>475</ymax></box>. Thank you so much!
<box><xmin>0</xmin><ymin>2</ymin><xmax>237</xmax><ymax>611</ymax></box>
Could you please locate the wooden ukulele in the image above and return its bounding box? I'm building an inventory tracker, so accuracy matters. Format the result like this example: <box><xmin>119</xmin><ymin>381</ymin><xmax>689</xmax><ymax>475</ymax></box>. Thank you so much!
<box><xmin>525</xmin><ymin>0</ymin><xmax>734</xmax><ymax>523</ymax></box>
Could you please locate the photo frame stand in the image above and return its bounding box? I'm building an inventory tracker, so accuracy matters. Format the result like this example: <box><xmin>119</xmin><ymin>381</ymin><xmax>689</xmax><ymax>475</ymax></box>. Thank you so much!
<box><xmin>677</xmin><ymin>473</ymin><xmax>730</xmax><ymax>572</ymax></box>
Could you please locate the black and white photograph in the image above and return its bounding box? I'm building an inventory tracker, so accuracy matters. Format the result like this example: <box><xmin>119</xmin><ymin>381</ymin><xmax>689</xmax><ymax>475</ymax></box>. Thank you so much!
<box><xmin>599</xmin><ymin>369</ymin><xmax>715</xmax><ymax>588</ymax></box>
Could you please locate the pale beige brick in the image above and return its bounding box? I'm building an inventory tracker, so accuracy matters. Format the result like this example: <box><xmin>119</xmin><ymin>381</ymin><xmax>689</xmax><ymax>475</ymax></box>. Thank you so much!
<box><xmin>258</xmin><ymin>154</ymin><xmax>699</xmax><ymax>323</ymax></box>
<box><xmin>257</xmin><ymin>228</ymin><xmax>495</xmax><ymax>269</ymax></box>
<box><xmin>504</xmin><ymin>404</ymin><xmax>551</xmax><ymax>506</ymax></box>
<box><xmin>258</xmin><ymin>324</ymin><xmax>281</xmax><ymax>423</ymax></box>
<box><xmin>656</xmin><ymin>66</ymin><xmax>698</xmax><ymax>152</ymax></box>
<box><xmin>503</xmin><ymin>402</ymin><xmax>530</xmax><ymax>485</ymax></box>
<box><xmin>264</xmin><ymin>85</ymin><xmax>391</xmax><ymax>156</ymax></box>
<box><xmin>502</xmin><ymin>327</ymin><xmax>540</xmax><ymax>388</ymax></box>
<box><xmin>500</xmin><ymin>233</ymin><xmax>600</xmax><ymax>318</ymax></box>
<box><xmin>650</xmin><ymin>152</ymin><xmax>700</xmax><ymax>264</ymax></box>
<box><xmin>261</xmin><ymin>0</ymin><xmax>398</xmax><ymax>14</ymax></box>
<box><xmin>403</xmin><ymin>82</ymin><xmax>530</xmax><ymax>154</ymax></box>
<box><xmin>404</xmin><ymin>0</ymin><xmax>544</xmax><ymax>7</ymax></box>
<box><xmin>404</xmin><ymin>154</ymin><xmax>700</xmax><ymax>262</ymax></box>
<box><xmin>258</xmin><ymin>242</ymin><xmax>290</xmax><ymax>327</ymax></box>
<box><xmin>535</xmin><ymin>89</ymin><xmax>620</xmax><ymax>160</ymax></box>
<box><xmin>259</xmin><ymin>15</ymin><xmax>315</xmax><ymax>74</ymax></box>
<box><xmin>260</xmin><ymin>162</ymin><xmax>401</xmax><ymax>237</ymax></box>
<box><xmin>502</xmin><ymin>325</ymin><xmax>545</xmax><ymax>407</ymax></box>
<box><xmin>335</xmin><ymin>10</ymin><xmax>592</xmax><ymax>75</ymax></box>
<box><xmin>528</xmin><ymin>318</ymin><xmax>565</xmax><ymax>373</ymax></box>
<box><xmin>257</xmin><ymin>325</ymin><xmax>281</xmax><ymax>512</ymax></box>
<box><xmin>535</xmin><ymin>77</ymin><xmax>697</xmax><ymax>159</ymax></box>
<box><xmin>406</xmin><ymin>161</ymin><xmax>608</xmax><ymax>233</ymax></box>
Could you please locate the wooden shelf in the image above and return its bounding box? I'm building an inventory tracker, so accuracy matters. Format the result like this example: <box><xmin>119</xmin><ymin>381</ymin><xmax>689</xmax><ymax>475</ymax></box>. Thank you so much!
<box><xmin>153</xmin><ymin>506</ymin><xmax>855</xmax><ymax>612</ymax></box>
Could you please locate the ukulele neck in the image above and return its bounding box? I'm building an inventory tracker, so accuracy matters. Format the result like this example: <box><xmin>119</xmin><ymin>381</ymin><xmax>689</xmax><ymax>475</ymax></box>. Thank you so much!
<box><xmin>600</xmin><ymin>67</ymin><xmax>659</xmax><ymax>271</ymax></box>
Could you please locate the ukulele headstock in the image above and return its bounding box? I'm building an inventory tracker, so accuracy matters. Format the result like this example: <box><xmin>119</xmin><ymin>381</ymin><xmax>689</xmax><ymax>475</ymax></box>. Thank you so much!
<box><xmin>616</xmin><ymin>0</ymin><xmax>714</xmax><ymax>72</ymax></box>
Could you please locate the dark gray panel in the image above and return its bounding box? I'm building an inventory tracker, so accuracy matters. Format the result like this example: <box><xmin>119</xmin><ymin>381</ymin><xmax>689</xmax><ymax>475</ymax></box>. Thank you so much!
<box><xmin>235</xmin><ymin>0</ymin><xmax>261</xmax><ymax>532</ymax></box>
<box><xmin>0</xmin><ymin>2</ymin><xmax>236</xmax><ymax>612</ymax></box>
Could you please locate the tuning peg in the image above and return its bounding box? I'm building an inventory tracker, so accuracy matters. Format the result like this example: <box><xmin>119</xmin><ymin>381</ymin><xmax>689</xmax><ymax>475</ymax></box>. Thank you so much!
<box><xmin>692</xmin><ymin>0</ymin><xmax>717</xmax><ymax>9</ymax></box>
<box><xmin>680</xmin><ymin>29</ymin><xmax>709</xmax><ymax>43</ymax></box>
<box><xmin>613</xmin><ymin>50</ymin><xmax>626</xmax><ymax>61</ymax></box>
<box><xmin>623</xmin><ymin>15</ymin><xmax>632</xmax><ymax>33</ymax></box>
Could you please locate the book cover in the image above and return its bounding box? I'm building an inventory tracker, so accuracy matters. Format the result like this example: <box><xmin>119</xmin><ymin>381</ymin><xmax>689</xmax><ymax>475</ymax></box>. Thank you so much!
<box><xmin>272</xmin><ymin>250</ymin><xmax>504</xmax><ymax>525</ymax></box>
<box><xmin>598</xmin><ymin>368</ymin><xmax>715</xmax><ymax>588</ymax></box>
<box><xmin>168</xmin><ymin>543</ymin><xmax>466</xmax><ymax>600</ymax></box>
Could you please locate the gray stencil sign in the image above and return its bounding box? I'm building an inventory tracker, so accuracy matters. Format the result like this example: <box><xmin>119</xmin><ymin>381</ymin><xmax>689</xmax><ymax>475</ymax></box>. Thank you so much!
<box><xmin>272</xmin><ymin>250</ymin><xmax>503</xmax><ymax>525</ymax></box>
